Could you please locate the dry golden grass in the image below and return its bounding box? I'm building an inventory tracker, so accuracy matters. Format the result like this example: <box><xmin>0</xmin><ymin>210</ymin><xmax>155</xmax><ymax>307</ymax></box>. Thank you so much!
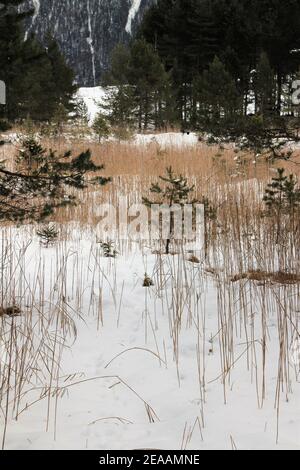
<box><xmin>3</xmin><ymin>135</ymin><xmax>300</xmax><ymax>227</ymax></box>
<box><xmin>231</xmin><ymin>270</ymin><xmax>300</xmax><ymax>284</ymax></box>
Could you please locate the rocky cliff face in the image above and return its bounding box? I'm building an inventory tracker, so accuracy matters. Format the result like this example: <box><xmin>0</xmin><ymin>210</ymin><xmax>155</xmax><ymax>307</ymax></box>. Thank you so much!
<box><xmin>24</xmin><ymin>0</ymin><xmax>154</xmax><ymax>86</ymax></box>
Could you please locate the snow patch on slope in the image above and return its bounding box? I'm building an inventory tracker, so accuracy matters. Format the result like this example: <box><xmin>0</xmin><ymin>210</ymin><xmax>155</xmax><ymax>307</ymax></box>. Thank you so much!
<box><xmin>86</xmin><ymin>0</ymin><xmax>96</xmax><ymax>86</ymax></box>
<box><xmin>76</xmin><ymin>87</ymin><xmax>107</xmax><ymax>123</ymax></box>
<box><xmin>31</xmin><ymin>0</ymin><xmax>41</xmax><ymax>23</ymax></box>
<box><xmin>126</xmin><ymin>0</ymin><xmax>142</xmax><ymax>34</ymax></box>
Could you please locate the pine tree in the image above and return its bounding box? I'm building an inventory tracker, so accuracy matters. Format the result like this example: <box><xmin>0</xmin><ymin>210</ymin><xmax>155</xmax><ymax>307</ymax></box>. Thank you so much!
<box><xmin>74</xmin><ymin>98</ymin><xmax>90</xmax><ymax>126</ymax></box>
<box><xmin>45</xmin><ymin>33</ymin><xmax>77</xmax><ymax>115</ymax></box>
<box><xmin>37</xmin><ymin>224</ymin><xmax>59</xmax><ymax>247</ymax></box>
<box><xmin>104</xmin><ymin>44</ymin><xmax>131</xmax><ymax>86</ymax></box>
<box><xmin>143</xmin><ymin>167</ymin><xmax>199</xmax><ymax>254</ymax></box>
<box><xmin>99</xmin><ymin>240</ymin><xmax>118</xmax><ymax>258</ymax></box>
<box><xmin>128</xmin><ymin>39</ymin><xmax>171</xmax><ymax>130</ymax></box>
<box><xmin>0</xmin><ymin>0</ymin><xmax>34</xmax><ymax>120</ymax></box>
<box><xmin>263</xmin><ymin>168</ymin><xmax>300</xmax><ymax>241</ymax></box>
<box><xmin>253</xmin><ymin>52</ymin><xmax>276</xmax><ymax>117</ymax></box>
<box><xmin>140</xmin><ymin>0</ymin><xmax>218</xmax><ymax>124</ymax></box>
<box><xmin>51</xmin><ymin>103</ymin><xmax>70</xmax><ymax>136</ymax></box>
<box><xmin>194</xmin><ymin>56</ymin><xmax>242</xmax><ymax>131</ymax></box>
<box><xmin>0</xmin><ymin>138</ymin><xmax>111</xmax><ymax>222</ymax></box>
<box><xmin>139</xmin><ymin>0</ymin><xmax>300</xmax><ymax>125</ymax></box>
<box><xmin>19</xmin><ymin>34</ymin><xmax>57</xmax><ymax>121</ymax></box>
<box><xmin>264</xmin><ymin>168</ymin><xmax>300</xmax><ymax>213</ymax></box>
<box><xmin>92</xmin><ymin>113</ymin><xmax>110</xmax><ymax>142</ymax></box>
<box><xmin>107</xmin><ymin>40</ymin><xmax>172</xmax><ymax>131</ymax></box>
<box><xmin>104</xmin><ymin>85</ymin><xmax>135</xmax><ymax>135</ymax></box>
<box><xmin>0</xmin><ymin>2</ymin><xmax>76</xmax><ymax>122</ymax></box>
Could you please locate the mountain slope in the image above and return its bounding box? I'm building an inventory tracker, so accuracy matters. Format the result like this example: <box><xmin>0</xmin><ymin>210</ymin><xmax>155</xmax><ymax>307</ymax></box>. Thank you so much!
<box><xmin>24</xmin><ymin>0</ymin><xmax>154</xmax><ymax>86</ymax></box>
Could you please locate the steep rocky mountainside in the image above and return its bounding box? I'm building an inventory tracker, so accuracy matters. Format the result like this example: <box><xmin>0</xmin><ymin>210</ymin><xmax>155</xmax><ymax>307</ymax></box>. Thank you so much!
<box><xmin>24</xmin><ymin>0</ymin><xmax>154</xmax><ymax>86</ymax></box>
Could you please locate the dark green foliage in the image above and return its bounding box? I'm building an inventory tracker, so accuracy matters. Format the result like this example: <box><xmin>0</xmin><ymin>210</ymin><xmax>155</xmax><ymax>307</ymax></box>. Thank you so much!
<box><xmin>138</xmin><ymin>0</ymin><xmax>300</xmax><ymax>130</ymax></box>
<box><xmin>37</xmin><ymin>224</ymin><xmax>59</xmax><ymax>247</ymax></box>
<box><xmin>44</xmin><ymin>33</ymin><xmax>77</xmax><ymax>115</ymax></box>
<box><xmin>140</xmin><ymin>0</ymin><xmax>218</xmax><ymax>123</ymax></box>
<box><xmin>99</xmin><ymin>240</ymin><xmax>118</xmax><ymax>258</ymax></box>
<box><xmin>16</xmin><ymin>138</ymin><xmax>46</xmax><ymax>167</ymax></box>
<box><xmin>104</xmin><ymin>44</ymin><xmax>131</xmax><ymax>87</ymax></box>
<box><xmin>264</xmin><ymin>168</ymin><xmax>300</xmax><ymax>212</ymax></box>
<box><xmin>0</xmin><ymin>1</ymin><xmax>76</xmax><ymax>122</ymax></box>
<box><xmin>0</xmin><ymin>138</ymin><xmax>110</xmax><ymax>222</ymax></box>
<box><xmin>205</xmin><ymin>112</ymin><xmax>300</xmax><ymax>161</ymax></box>
<box><xmin>128</xmin><ymin>39</ymin><xmax>172</xmax><ymax>130</ymax></box>
<box><xmin>253</xmin><ymin>53</ymin><xmax>276</xmax><ymax>117</ymax></box>
<box><xmin>0</xmin><ymin>120</ymin><xmax>11</xmax><ymax>132</ymax></box>
<box><xmin>263</xmin><ymin>168</ymin><xmax>300</xmax><ymax>242</ymax></box>
<box><xmin>92</xmin><ymin>113</ymin><xmax>110</xmax><ymax>142</ymax></box>
<box><xmin>106</xmin><ymin>39</ymin><xmax>173</xmax><ymax>131</ymax></box>
<box><xmin>143</xmin><ymin>166</ymin><xmax>198</xmax><ymax>208</ymax></box>
<box><xmin>193</xmin><ymin>56</ymin><xmax>242</xmax><ymax>131</ymax></box>
<box><xmin>143</xmin><ymin>167</ymin><xmax>199</xmax><ymax>254</ymax></box>
<box><xmin>103</xmin><ymin>85</ymin><xmax>135</xmax><ymax>132</ymax></box>
<box><xmin>74</xmin><ymin>98</ymin><xmax>89</xmax><ymax>126</ymax></box>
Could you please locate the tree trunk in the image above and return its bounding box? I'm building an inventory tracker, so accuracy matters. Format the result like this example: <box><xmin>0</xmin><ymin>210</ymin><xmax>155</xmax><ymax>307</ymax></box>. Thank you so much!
<box><xmin>277</xmin><ymin>72</ymin><xmax>282</xmax><ymax>115</ymax></box>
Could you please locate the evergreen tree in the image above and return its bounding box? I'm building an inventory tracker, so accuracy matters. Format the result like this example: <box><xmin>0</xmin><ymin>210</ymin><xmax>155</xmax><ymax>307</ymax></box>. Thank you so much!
<box><xmin>104</xmin><ymin>44</ymin><xmax>131</xmax><ymax>86</ymax></box>
<box><xmin>37</xmin><ymin>224</ymin><xmax>59</xmax><ymax>247</ymax></box>
<box><xmin>194</xmin><ymin>56</ymin><xmax>242</xmax><ymax>131</ymax></box>
<box><xmin>140</xmin><ymin>0</ymin><xmax>218</xmax><ymax>123</ymax></box>
<box><xmin>0</xmin><ymin>0</ymin><xmax>34</xmax><ymax>120</ymax></box>
<box><xmin>263</xmin><ymin>168</ymin><xmax>300</xmax><ymax>241</ymax></box>
<box><xmin>143</xmin><ymin>166</ymin><xmax>199</xmax><ymax>254</ymax></box>
<box><xmin>92</xmin><ymin>113</ymin><xmax>110</xmax><ymax>142</ymax></box>
<box><xmin>45</xmin><ymin>33</ymin><xmax>77</xmax><ymax>115</ymax></box>
<box><xmin>51</xmin><ymin>103</ymin><xmax>70</xmax><ymax>136</ymax></box>
<box><xmin>0</xmin><ymin>1</ymin><xmax>76</xmax><ymax>122</ymax></box>
<box><xmin>104</xmin><ymin>85</ymin><xmax>135</xmax><ymax>132</ymax></box>
<box><xmin>253</xmin><ymin>52</ymin><xmax>276</xmax><ymax>117</ymax></box>
<box><xmin>106</xmin><ymin>40</ymin><xmax>172</xmax><ymax>131</ymax></box>
<box><xmin>139</xmin><ymin>0</ymin><xmax>300</xmax><ymax>124</ymax></box>
<box><xmin>0</xmin><ymin>138</ymin><xmax>110</xmax><ymax>222</ymax></box>
<box><xmin>74</xmin><ymin>97</ymin><xmax>90</xmax><ymax>127</ymax></box>
<box><xmin>128</xmin><ymin>39</ymin><xmax>171</xmax><ymax>130</ymax></box>
<box><xmin>19</xmin><ymin>34</ymin><xmax>57</xmax><ymax>121</ymax></box>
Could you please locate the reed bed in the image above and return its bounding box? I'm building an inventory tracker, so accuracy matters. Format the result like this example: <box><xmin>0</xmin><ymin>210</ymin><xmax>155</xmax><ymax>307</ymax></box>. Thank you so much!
<box><xmin>0</xmin><ymin>136</ymin><xmax>299</xmax><ymax>449</ymax></box>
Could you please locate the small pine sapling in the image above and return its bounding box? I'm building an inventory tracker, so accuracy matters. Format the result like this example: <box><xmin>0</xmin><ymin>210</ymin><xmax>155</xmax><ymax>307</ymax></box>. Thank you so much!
<box><xmin>143</xmin><ymin>166</ymin><xmax>199</xmax><ymax>254</ymax></box>
<box><xmin>99</xmin><ymin>240</ymin><xmax>118</xmax><ymax>258</ymax></box>
<box><xmin>92</xmin><ymin>113</ymin><xmax>110</xmax><ymax>142</ymax></box>
<box><xmin>37</xmin><ymin>224</ymin><xmax>59</xmax><ymax>247</ymax></box>
<box><xmin>73</xmin><ymin>98</ymin><xmax>90</xmax><ymax>138</ymax></box>
<box><xmin>17</xmin><ymin>138</ymin><xmax>46</xmax><ymax>170</ymax></box>
<box><xmin>263</xmin><ymin>168</ymin><xmax>300</xmax><ymax>241</ymax></box>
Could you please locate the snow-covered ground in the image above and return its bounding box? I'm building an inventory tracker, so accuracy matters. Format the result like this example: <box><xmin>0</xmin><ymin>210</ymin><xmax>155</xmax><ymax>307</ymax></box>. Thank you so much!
<box><xmin>1</xmin><ymin>227</ymin><xmax>299</xmax><ymax>450</ymax></box>
<box><xmin>133</xmin><ymin>132</ymin><xmax>199</xmax><ymax>148</ymax></box>
<box><xmin>0</xmin><ymin>90</ymin><xmax>299</xmax><ymax>449</ymax></box>
<box><xmin>76</xmin><ymin>86</ymin><xmax>107</xmax><ymax>123</ymax></box>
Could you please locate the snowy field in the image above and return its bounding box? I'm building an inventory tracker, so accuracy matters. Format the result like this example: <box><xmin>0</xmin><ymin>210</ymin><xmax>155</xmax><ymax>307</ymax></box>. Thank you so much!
<box><xmin>0</xmin><ymin>114</ymin><xmax>299</xmax><ymax>450</ymax></box>
<box><xmin>1</xmin><ymin>220</ymin><xmax>299</xmax><ymax>450</ymax></box>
